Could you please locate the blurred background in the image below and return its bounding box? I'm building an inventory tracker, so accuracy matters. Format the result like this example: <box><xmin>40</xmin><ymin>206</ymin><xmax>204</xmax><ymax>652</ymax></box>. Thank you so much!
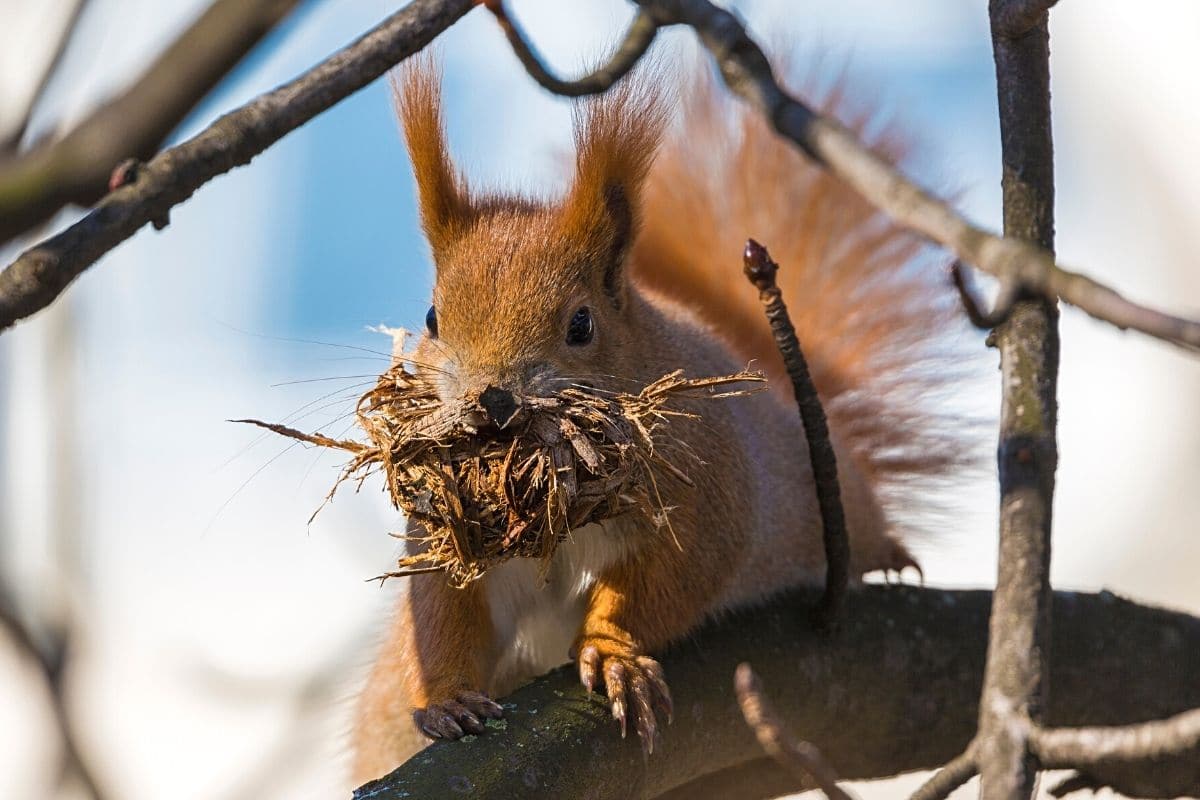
<box><xmin>1</xmin><ymin>1</ymin><xmax>1198</xmax><ymax>798</ymax></box>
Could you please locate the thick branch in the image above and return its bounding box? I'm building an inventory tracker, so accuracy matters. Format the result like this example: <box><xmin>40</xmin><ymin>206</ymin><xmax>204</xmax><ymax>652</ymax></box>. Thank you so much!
<box><xmin>354</xmin><ymin>587</ymin><xmax>1200</xmax><ymax>800</ymax></box>
<box><xmin>482</xmin><ymin>0</ymin><xmax>659</xmax><ymax>96</ymax></box>
<box><xmin>0</xmin><ymin>0</ymin><xmax>476</xmax><ymax>331</ymax></box>
<box><xmin>619</xmin><ymin>0</ymin><xmax>1200</xmax><ymax>353</ymax></box>
<box><xmin>0</xmin><ymin>0</ymin><xmax>305</xmax><ymax>246</ymax></box>
<box><xmin>742</xmin><ymin>239</ymin><xmax>850</xmax><ymax>624</ymax></box>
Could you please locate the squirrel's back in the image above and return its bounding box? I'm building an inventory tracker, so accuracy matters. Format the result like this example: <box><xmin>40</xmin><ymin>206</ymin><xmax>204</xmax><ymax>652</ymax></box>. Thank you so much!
<box><xmin>631</xmin><ymin>65</ymin><xmax>971</xmax><ymax>535</ymax></box>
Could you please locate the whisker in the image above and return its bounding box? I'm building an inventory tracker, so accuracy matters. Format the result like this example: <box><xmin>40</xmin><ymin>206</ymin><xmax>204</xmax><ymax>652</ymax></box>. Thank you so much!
<box><xmin>270</xmin><ymin>374</ymin><xmax>379</xmax><ymax>388</ymax></box>
<box><xmin>205</xmin><ymin>440</ymin><xmax>303</xmax><ymax>535</ymax></box>
<box><xmin>214</xmin><ymin>322</ymin><xmax>400</xmax><ymax>360</ymax></box>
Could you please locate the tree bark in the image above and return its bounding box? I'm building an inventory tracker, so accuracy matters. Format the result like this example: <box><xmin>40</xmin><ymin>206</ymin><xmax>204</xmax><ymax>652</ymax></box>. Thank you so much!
<box><xmin>977</xmin><ymin>7</ymin><xmax>1060</xmax><ymax>799</ymax></box>
<box><xmin>354</xmin><ymin>587</ymin><xmax>1200</xmax><ymax>800</ymax></box>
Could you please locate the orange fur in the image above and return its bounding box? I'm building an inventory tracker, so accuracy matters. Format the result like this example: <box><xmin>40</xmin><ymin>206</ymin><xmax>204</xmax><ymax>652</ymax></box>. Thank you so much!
<box><xmin>351</xmin><ymin>58</ymin><xmax>969</xmax><ymax>786</ymax></box>
<box><xmin>632</xmin><ymin>67</ymin><xmax>967</xmax><ymax>503</ymax></box>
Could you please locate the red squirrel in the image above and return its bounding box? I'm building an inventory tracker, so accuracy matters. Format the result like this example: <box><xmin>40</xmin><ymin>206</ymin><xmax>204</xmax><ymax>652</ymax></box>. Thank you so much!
<box><xmin>350</xmin><ymin>56</ymin><xmax>965</xmax><ymax>784</ymax></box>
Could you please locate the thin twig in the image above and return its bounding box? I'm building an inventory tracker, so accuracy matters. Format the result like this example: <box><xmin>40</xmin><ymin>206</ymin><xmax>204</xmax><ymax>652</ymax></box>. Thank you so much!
<box><xmin>1029</xmin><ymin>707</ymin><xmax>1200</xmax><ymax>767</ymax></box>
<box><xmin>0</xmin><ymin>601</ymin><xmax>107</xmax><ymax>799</ymax></box>
<box><xmin>622</xmin><ymin>0</ymin><xmax>1200</xmax><ymax>353</ymax></box>
<box><xmin>480</xmin><ymin>0</ymin><xmax>660</xmax><ymax>97</ymax></box>
<box><xmin>0</xmin><ymin>0</ymin><xmax>91</xmax><ymax>154</ymax></box>
<box><xmin>950</xmin><ymin>261</ymin><xmax>1017</xmax><ymax>330</ymax></box>
<box><xmin>0</xmin><ymin>0</ymin><xmax>307</xmax><ymax>246</ymax></box>
<box><xmin>742</xmin><ymin>239</ymin><xmax>849</xmax><ymax>627</ymax></box>
<box><xmin>734</xmin><ymin>663</ymin><xmax>856</xmax><ymax>800</ymax></box>
<box><xmin>0</xmin><ymin>0</ymin><xmax>476</xmax><ymax>331</ymax></box>
<box><xmin>1045</xmin><ymin>773</ymin><xmax>1097</xmax><ymax>798</ymax></box>
<box><xmin>975</xmin><ymin>7</ymin><xmax>1059</xmax><ymax>799</ymax></box>
<box><xmin>909</xmin><ymin>746</ymin><xmax>978</xmax><ymax>800</ymax></box>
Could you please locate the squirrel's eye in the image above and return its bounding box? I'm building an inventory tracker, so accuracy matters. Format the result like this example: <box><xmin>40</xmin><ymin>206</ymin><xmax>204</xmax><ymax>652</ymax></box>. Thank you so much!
<box><xmin>425</xmin><ymin>305</ymin><xmax>438</xmax><ymax>338</ymax></box>
<box><xmin>566</xmin><ymin>306</ymin><xmax>594</xmax><ymax>346</ymax></box>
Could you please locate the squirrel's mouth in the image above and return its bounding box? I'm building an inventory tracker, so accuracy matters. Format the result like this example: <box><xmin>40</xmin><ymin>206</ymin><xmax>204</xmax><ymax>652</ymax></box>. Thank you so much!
<box><xmin>473</xmin><ymin>385</ymin><xmax>524</xmax><ymax>430</ymax></box>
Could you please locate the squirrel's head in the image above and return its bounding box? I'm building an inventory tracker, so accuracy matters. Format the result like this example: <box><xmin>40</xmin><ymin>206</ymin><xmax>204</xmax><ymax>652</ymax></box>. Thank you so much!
<box><xmin>394</xmin><ymin>58</ymin><xmax>666</xmax><ymax>428</ymax></box>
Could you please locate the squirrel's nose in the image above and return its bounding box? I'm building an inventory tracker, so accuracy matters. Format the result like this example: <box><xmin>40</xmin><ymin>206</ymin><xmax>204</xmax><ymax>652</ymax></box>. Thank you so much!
<box><xmin>478</xmin><ymin>385</ymin><xmax>523</xmax><ymax>429</ymax></box>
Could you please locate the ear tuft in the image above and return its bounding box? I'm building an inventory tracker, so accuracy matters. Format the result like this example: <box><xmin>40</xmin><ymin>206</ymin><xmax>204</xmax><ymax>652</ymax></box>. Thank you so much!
<box><xmin>392</xmin><ymin>54</ymin><xmax>471</xmax><ymax>252</ymax></box>
<box><xmin>562</xmin><ymin>68</ymin><xmax>669</xmax><ymax>303</ymax></box>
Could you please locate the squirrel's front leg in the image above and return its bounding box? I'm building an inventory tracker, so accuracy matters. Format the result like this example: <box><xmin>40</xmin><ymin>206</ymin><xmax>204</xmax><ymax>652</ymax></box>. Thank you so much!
<box><xmin>573</xmin><ymin>534</ymin><xmax>731</xmax><ymax>753</ymax></box>
<box><xmin>406</xmin><ymin>573</ymin><xmax>503</xmax><ymax>739</ymax></box>
<box><xmin>351</xmin><ymin>571</ymin><xmax>500</xmax><ymax>783</ymax></box>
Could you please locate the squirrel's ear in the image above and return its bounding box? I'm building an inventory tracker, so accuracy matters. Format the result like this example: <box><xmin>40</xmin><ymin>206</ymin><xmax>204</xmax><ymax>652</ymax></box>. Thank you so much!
<box><xmin>560</xmin><ymin>76</ymin><xmax>666</xmax><ymax>306</ymax></box>
<box><xmin>392</xmin><ymin>57</ymin><xmax>471</xmax><ymax>252</ymax></box>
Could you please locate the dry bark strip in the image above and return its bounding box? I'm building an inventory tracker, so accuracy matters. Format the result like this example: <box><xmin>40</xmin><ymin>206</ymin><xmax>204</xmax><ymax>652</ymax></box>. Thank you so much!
<box><xmin>353</xmin><ymin>587</ymin><xmax>1200</xmax><ymax>800</ymax></box>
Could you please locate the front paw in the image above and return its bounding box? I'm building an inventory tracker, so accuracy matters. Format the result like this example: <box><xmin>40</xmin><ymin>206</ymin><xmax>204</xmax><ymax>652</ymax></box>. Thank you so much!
<box><xmin>413</xmin><ymin>690</ymin><xmax>504</xmax><ymax>740</ymax></box>
<box><xmin>575</xmin><ymin>643</ymin><xmax>673</xmax><ymax>753</ymax></box>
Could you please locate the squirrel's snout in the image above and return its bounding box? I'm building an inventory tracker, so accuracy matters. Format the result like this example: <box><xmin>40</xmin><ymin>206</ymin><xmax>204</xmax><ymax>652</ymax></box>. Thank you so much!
<box><xmin>477</xmin><ymin>385</ymin><xmax>524</xmax><ymax>429</ymax></box>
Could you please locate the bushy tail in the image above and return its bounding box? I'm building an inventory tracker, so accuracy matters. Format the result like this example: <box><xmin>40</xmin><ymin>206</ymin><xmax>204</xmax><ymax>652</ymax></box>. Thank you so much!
<box><xmin>630</xmin><ymin>63</ymin><xmax>974</xmax><ymax>527</ymax></box>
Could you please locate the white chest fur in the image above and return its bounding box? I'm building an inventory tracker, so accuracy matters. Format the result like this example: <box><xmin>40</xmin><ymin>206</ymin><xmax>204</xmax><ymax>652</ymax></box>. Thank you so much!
<box><xmin>484</xmin><ymin>521</ymin><xmax>630</xmax><ymax>694</ymax></box>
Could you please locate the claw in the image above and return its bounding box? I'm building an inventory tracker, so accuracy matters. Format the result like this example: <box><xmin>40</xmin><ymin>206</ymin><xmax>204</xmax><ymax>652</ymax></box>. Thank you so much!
<box><xmin>578</xmin><ymin>645</ymin><xmax>601</xmax><ymax>693</ymax></box>
<box><xmin>574</xmin><ymin>644</ymin><xmax>672</xmax><ymax>754</ymax></box>
<box><xmin>636</xmin><ymin>656</ymin><xmax>674</xmax><ymax>724</ymax></box>
<box><xmin>606</xmin><ymin>659</ymin><xmax>629</xmax><ymax>738</ymax></box>
<box><xmin>444</xmin><ymin>701</ymin><xmax>485</xmax><ymax>735</ymax></box>
<box><xmin>413</xmin><ymin>690</ymin><xmax>505</xmax><ymax>741</ymax></box>
<box><xmin>459</xmin><ymin>690</ymin><xmax>504</xmax><ymax>720</ymax></box>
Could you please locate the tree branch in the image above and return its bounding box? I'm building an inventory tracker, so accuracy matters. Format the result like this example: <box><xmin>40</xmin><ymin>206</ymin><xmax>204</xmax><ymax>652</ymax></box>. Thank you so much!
<box><xmin>992</xmin><ymin>0</ymin><xmax>1061</xmax><ymax>39</ymax></box>
<box><xmin>353</xmin><ymin>587</ymin><xmax>1200</xmax><ymax>800</ymax></box>
<box><xmin>1029</xmin><ymin>709</ymin><xmax>1200</xmax><ymax>798</ymax></box>
<box><xmin>734</xmin><ymin>663</ymin><xmax>855</xmax><ymax>800</ymax></box>
<box><xmin>0</xmin><ymin>0</ymin><xmax>307</xmax><ymax>246</ymax></box>
<box><xmin>607</xmin><ymin>0</ymin><xmax>1197</xmax><ymax>354</ymax></box>
<box><xmin>742</xmin><ymin>239</ymin><xmax>850</xmax><ymax>626</ymax></box>
<box><xmin>951</xmin><ymin>261</ymin><xmax>1016</xmax><ymax>330</ymax></box>
<box><xmin>0</xmin><ymin>0</ymin><xmax>477</xmax><ymax>332</ymax></box>
<box><xmin>909</xmin><ymin>747</ymin><xmax>978</xmax><ymax>800</ymax></box>
<box><xmin>974</xmin><ymin>5</ymin><xmax>1059</xmax><ymax>799</ymax></box>
<box><xmin>0</xmin><ymin>595</ymin><xmax>108</xmax><ymax>799</ymax></box>
<box><xmin>0</xmin><ymin>0</ymin><xmax>91</xmax><ymax>155</ymax></box>
<box><xmin>481</xmin><ymin>0</ymin><xmax>659</xmax><ymax>97</ymax></box>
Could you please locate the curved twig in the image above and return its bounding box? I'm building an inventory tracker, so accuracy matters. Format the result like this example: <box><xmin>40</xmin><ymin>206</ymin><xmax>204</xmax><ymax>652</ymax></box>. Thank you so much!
<box><xmin>735</xmin><ymin>663</ymin><xmax>856</xmax><ymax>800</ymax></box>
<box><xmin>742</xmin><ymin>239</ymin><xmax>849</xmax><ymax>627</ymax></box>
<box><xmin>0</xmin><ymin>0</ymin><xmax>476</xmax><ymax>332</ymax></box>
<box><xmin>481</xmin><ymin>0</ymin><xmax>660</xmax><ymax>97</ymax></box>
<box><xmin>951</xmin><ymin>261</ymin><xmax>1017</xmax><ymax>330</ymax></box>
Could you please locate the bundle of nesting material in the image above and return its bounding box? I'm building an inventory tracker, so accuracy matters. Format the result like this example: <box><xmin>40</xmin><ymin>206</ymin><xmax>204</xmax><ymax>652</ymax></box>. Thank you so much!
<box><xmin>241</xmin><ymin>362</ymin><xmax>763</xmax><ymax>588</ymax></box>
